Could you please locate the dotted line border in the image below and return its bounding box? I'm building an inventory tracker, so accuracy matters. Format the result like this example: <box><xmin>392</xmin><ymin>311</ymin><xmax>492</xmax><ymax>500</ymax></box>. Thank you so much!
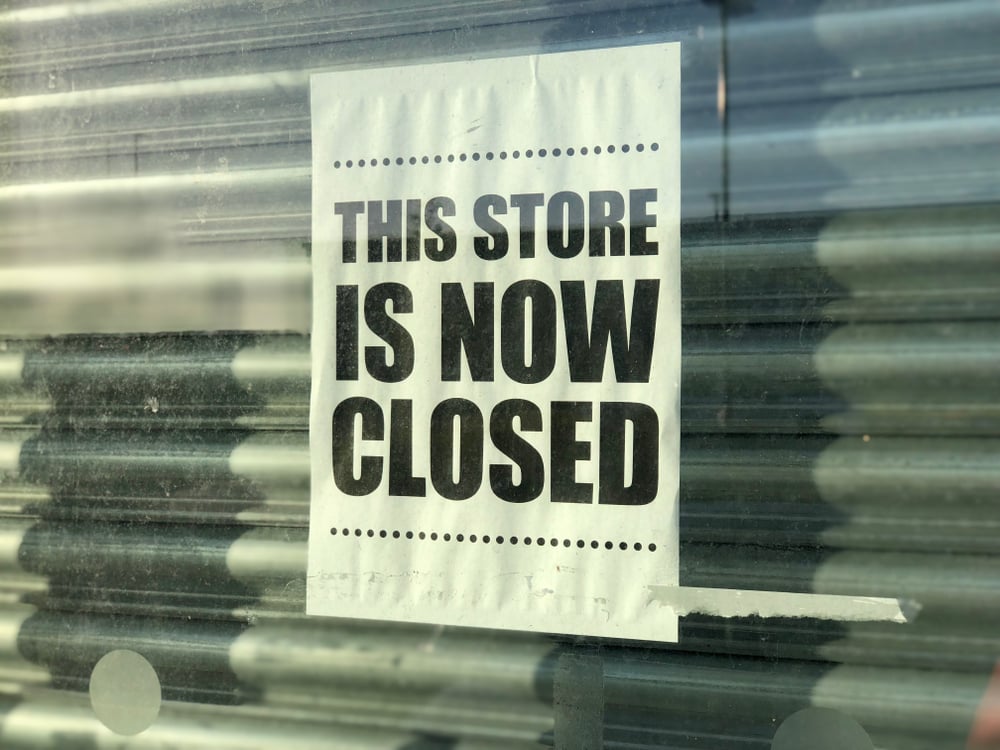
<box><xmin>333</xmin><ymin>142</ymin><xmax>659</xmax><ymax>170</ymax></box>
<box><xmin>331</xmin><ymin>527</ymin><xmax>657</xmax><ymax>552</ymax></box>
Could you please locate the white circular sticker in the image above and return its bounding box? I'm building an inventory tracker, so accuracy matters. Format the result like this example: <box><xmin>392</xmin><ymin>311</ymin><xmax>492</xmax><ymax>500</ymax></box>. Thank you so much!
<box><xmin>89</xmin><ymin>649</ymin><xmax>162</xmax><ymax>735</ymax></box>
<box><xmin>772</xmin><ymin>707</ymin><xmax>874</xmax><ymax>750</ymax></box>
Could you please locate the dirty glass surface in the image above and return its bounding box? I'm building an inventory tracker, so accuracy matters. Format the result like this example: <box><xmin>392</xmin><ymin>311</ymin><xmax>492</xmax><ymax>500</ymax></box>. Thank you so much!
<box><xmin>1</xmin><ymin>1</ymin><xmax>999</xmax><ymax>748</ymax></box>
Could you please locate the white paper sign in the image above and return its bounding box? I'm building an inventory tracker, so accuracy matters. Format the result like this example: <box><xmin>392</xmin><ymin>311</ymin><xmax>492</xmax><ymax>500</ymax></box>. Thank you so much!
<box><xmin>308</xmin><ymin>43</ymin><xmax>680</xmax><ymax>641</ymax></box>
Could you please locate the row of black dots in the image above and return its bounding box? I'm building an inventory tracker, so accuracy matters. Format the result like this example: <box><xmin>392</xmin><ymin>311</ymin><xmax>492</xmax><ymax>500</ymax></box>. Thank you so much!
<box><xmin>332</xmin><ymin>142</ymin><xmax>659</xmax><ymax>169</ymax></box>
<box><xmin>330</xmin><ymin>527</ymin><xmax>657</xmax><ymax>552</ymax></box>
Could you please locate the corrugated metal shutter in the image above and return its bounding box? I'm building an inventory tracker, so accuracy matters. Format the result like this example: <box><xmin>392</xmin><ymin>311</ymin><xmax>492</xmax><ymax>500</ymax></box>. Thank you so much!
<box><xmin>2</xmin><ymin>1</ymin><xmax>999</xmax><ymax>747</ymax></box>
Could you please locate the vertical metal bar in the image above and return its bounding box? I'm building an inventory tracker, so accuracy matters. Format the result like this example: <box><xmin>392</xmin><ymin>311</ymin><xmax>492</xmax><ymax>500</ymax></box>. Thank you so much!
<box><xmin>554</xmin><ymin>650</ymin><xmax>605</xmax><ymax>750</ymax></box>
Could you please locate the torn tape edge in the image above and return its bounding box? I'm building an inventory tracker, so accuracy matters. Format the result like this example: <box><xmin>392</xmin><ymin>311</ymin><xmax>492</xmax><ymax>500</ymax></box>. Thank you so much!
<box><xmin>648</xmin><ymin>585</ymin><xmax>920</xmax><ymax>623</ymax></box>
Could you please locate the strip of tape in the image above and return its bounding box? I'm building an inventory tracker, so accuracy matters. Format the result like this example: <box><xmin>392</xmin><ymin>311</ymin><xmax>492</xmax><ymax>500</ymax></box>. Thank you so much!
<box><xmin>648</xmin><ymin>586</ymin><xmax>919</xmax><ymax>623</ymax></box>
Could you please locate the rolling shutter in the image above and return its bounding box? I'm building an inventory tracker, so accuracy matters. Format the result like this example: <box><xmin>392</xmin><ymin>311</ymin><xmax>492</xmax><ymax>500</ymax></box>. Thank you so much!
<box><xmin>2</xmin><ymin>1</ymin><xmax>999</xmax><ymax>747</ymax></box>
